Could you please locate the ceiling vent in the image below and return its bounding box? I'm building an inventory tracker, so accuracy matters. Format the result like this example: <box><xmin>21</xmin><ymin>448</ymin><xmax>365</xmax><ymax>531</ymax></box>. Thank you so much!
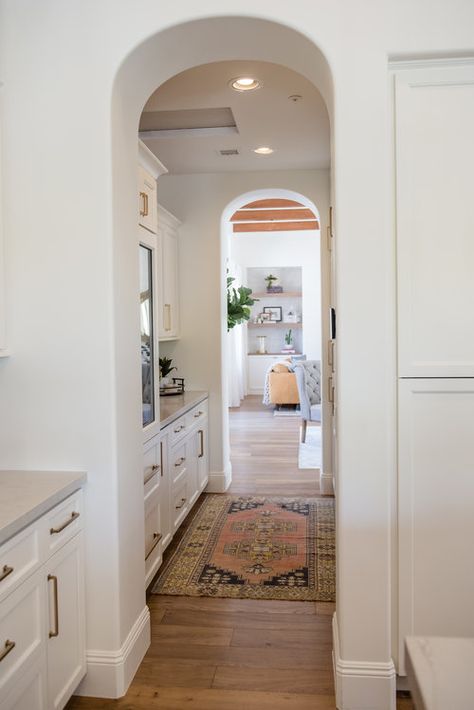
<box><xmin>219</xmin><ymin>148</ymin><xmax>239</xmax><ymax>156</ymax></box>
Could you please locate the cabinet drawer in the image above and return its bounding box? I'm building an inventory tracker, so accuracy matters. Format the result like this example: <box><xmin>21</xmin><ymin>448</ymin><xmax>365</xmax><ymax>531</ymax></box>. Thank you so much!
<box><xmin>169</xmin><ymin>416</ymin><xmax>187</xmax><ymax>446</ymax></box>
<box><xmin>45</xmin><ymin>491</ymin><xmax>83</xmax><ymax>555</ymax></box>
<box><xmin>185</xmin><ymin>400</ymin><xmax>208</xmax><ymax>428</ymax></box>
<box><xmin>0</xmin><ymin>525</ymin><xmax>41</xmax><ymax>603</ymax></box>
<box><xmin>143</xmin><ymin>444</ymin><xmax>161</xmax><ymax>485</ymax></box>
<box><xmin>144</xmin><ymin>498</ymin><xmax>162</xmax><ymax>583</ymax></box>
<box><xmin>1</xmin><ymin>659</ymin><xmax>46</xmax><ymax>710</ymax></box>
<box><xmin>0</xmin><ymin>572</ymin><xmax>44</xmax><ymax>699</ymax></box>
<box><xmin>172</xmin><ymin>479</ymin><xmax>188</xmax><ymax>531</ymax></box>
<box><xmin>170</xmin><ymin>441</ymin><xmax>187</xmax><ymax>484</ymax></box>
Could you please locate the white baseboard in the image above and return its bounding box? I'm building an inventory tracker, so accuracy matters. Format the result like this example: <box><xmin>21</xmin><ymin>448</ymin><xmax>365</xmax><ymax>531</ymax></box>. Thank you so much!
<box><xmin>75</xmin><ymin>605</ymin><xmax>150</xmax><ymax>698</ymax></box>
<box><xmin>320</xmin><ymin>470</ymin><xmax>334</xmax><ymax>496</ymax></box>
<box><xmin>206</xmin><ymin>461</ymin><xmax>232</xmax><ymax>492</ymax></box>
<box><xmin>332</xmin><ymin>613</ymin><xmax>396</xmax><ymax>710</ymax></box>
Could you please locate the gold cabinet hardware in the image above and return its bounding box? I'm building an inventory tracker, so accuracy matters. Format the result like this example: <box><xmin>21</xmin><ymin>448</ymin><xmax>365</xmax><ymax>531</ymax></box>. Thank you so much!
<box><xmin>143</xmin><ymin>467</ymin><xmax>158</xmax><ymax>485</ymax></box>
<box><xmin>0</xmin><ymin>565</ymin><xmax>13</xmax><ymax>583</ymax></box>
<box><xmin>139</xmin><ymin>191</ymin><xmax>148</xmax><ymax>217</ymax></box>
<box><xmin>48</xmin><ymin>574</ymin><xmax>59</xmax><ymax>638</ymax></box>
<box><xmin>198</xmin><ymin>429</ymin><xmax>204</xmax><ymax>458</ymax></box>
<box><xmin>145</xmin><ymin>532</ymin><xmax>162</xmax><ymax>561</ymax></box>
<box><xmin>328</xmin><ymin>376</ymin><xmax>335</xmax><ymax>415</ymax></box>
<box><xmin>160</xmin><ymin>441</ymin><xmax>163</xmax><ymax>477</ymax></box>
<box><xmin>328</xmin><ymin>340</ymin><xmax>335</xmax><ymax>370</ymax></box>
<box><xmin>50</xmin><ymin>511</ymin><xmax>80</xmax><ymax>535</ymax></box>
<box><xmin>164</xmin><ymin>303</ymin><xmax>171</xmax><ymax>331</ymax></box>
<box><xmin>174</xmin><ymin>456</ymin><xmax>186</xmax><ymax>467</ymax></box>
<box><xmin>174</xmin><ymin>424</ymin><xmax>185</xmax><ymax>433</ymax></box>
<box><xmin>194</xmin><ymin>410</ymin><xmax>203</xmax><ymax>418</ymax></box>
<box><xmin>0</xmin><ymin>639</ymin><xmax>15</xmax><ymax>663</ymax></box>
<box><xmin>175</xmin><ymin>497</ymin><xmax>186</xmax><ymax>510</ymax></box>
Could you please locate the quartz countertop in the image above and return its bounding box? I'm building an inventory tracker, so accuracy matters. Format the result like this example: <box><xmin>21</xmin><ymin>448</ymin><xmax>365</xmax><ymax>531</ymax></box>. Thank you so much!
<box><xmin>406</xmin><ymin>636</ymin><xmax>474</xmax><ymax>710</ymax></box>
<box><xmin>0</xmin><ymin>470</ymin><xmax>86</xmax><ymax>545</ymax></box>
<box><xmin>160</xmin><ymin>390</ymin><xmax>208</xmax><ymax>429</ymax></box>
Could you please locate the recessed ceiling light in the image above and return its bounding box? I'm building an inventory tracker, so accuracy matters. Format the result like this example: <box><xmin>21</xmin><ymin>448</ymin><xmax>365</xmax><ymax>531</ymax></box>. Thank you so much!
<box><xmin>230</xmin><ymin>77</ymin><xmax>261</xmax><ymax>92</ymax></box>
<box><xmin>254</xmin><ymin>146</ymin><xmax>274</xmax><ymax>155</ymax></box>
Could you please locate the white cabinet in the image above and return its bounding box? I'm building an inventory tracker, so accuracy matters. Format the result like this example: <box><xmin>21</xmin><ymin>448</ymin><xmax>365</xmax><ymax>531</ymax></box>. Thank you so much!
<box><xmin>137</xmin><ymin>166</ymin><xmax>158</xmax><ymax>234</ymax></box>
<box><xmin>395</xmin><ymin>63</ymin><xmax>474</xmax><ymax>378</ymax></box>
<box><xmin>143</xmin><ymin>434</ymin><xmax>171</xmax><ymax>588</ymax></box>
<box><xmin>46</xmin><ymin>536</ymin><xmax>85</xmax><ymax>710</ymax></box>
<box><xmin>157</xmin><ymin>207</ymin><xmax>180</xmax><ymax>341</ymax></box>
<box><xmin>0</xmin><ymin>490</ymin><xmax>85</xmax><ymax>710</ymax></box>
<box><xmin>398</xmin><ymin>378</ymin><xmax>474</xmax><ymax>674</ymax></box>
<box><xmin>247</xmin><ymin>355</ymin><xmax>286</xmax><ymax>394</ymax></box>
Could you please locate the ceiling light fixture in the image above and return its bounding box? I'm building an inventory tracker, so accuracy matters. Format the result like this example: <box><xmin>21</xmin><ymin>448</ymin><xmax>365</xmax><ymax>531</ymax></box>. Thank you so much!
<box><xmin>254</xmin><ymin>146</ymin><xmax>274</xmax><ymax>155</ymax></box>
<box><xmin>230</xmin><ymin>77</ymin><xmax>261</xmax><ymax>92</ymax></box>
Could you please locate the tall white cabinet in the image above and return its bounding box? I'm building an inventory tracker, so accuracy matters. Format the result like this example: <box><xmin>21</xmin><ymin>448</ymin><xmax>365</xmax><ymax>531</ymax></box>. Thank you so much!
<box><xmin>394</xmin><ymin>60</ymin><xmax>474</xmax><ymax>673</ymax></box>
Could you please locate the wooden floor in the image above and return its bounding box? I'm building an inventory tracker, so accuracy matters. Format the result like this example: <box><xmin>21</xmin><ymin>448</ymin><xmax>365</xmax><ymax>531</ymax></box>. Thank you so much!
<box><xmin>67</xmin><ymin>396</ymin><xmax>413</xmax><ymax>710</ymax></box>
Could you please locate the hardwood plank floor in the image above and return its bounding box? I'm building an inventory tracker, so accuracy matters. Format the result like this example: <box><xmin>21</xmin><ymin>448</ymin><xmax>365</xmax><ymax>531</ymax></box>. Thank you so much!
<box><xmin>67</xmin><ymin>396</ymin><xmax>412</xmax><ymax>710</ymax></box>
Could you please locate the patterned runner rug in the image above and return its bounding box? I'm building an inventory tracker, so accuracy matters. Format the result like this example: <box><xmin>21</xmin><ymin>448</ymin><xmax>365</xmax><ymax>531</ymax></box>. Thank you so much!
<box><xmin>152</xmin><ymin>495</ymin><xmax>335</xmax><ymax>601</ymax></box>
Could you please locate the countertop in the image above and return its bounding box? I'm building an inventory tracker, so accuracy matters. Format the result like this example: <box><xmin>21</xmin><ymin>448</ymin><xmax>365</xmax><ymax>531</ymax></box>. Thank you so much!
<box><xmin>406</xmin><ymin>636</ymin><xmax>474</xmax><ymax>710</ymax></box>
<box><xmin>160</xmin><ymin>390</ymin><xmax>208</xmax><ymax>429</ymax></box>
<box><xmin>0</xmin><ymin>470</ymin><xmax>86</xmax><ymax>545</ymax></box>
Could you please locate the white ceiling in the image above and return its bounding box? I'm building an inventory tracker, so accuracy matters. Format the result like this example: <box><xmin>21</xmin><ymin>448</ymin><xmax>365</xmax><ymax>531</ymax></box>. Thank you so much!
<box><xmin>140</xmin><ymin>60</ymin><xmax>330</xmax><ymax>174</ymax></box>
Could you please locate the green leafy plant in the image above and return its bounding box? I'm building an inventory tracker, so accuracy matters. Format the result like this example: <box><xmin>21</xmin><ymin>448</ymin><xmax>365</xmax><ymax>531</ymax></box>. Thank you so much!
<box><xmin>227</xmin><ymin>275</ymin><xmax>258</xmax><ymax>331</ymax></box>
<box><xmin>284</xmin><ymin>329</ymin><xmax>293</xmax><ymax>345</ymax></box>
<box><xmin>159</xmin><ymin>356</ymin><xmax>176</xmax><ymax>379</ymax></box>
<box><xmin>264</xmin><ymin>274</ymin><xmax>278</xmax><ymax>288</ymax></box>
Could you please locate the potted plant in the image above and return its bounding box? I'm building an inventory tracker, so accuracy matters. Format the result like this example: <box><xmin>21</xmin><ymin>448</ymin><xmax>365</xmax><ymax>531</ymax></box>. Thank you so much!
<box><xmin>264</xmin><ymin>273</ymin><xmax>279</xmax><ymax>292</ymax></box>
<box><xmin>159</xmin><ymin>356</ymin><xmax>176</xmax><ymax>385</ymax></box>
<box><xmin>227</xmin><ymin>274</ymin><xmax>258</xmax><ymax>331</ymax></box>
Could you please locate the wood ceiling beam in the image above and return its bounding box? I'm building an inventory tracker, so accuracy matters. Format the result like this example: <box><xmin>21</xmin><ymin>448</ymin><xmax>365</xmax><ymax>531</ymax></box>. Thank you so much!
<box><xmin>233</xmin><ymin>220</ymin><xmax>319</xmax><ymax>232</ymax></box>
<box><xmin>231</xmin><ymin>208</ymin><xmax>316</xmax><ymax>222</ymax></box>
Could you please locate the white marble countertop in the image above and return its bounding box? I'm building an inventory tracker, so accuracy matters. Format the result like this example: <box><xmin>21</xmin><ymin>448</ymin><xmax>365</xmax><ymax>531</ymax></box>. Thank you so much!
<box><xmin>160</xmin><ymin>390</ymin><xmax>208</xmax><ymax>430</ymax></box>
<box><xmin>0</xmin><ymin>470</ymin><xmax>86</xmax><ymax>545</ymax></box>
<box><xmin>406</xmin><ymin>636</ymin><xmax>474</xmax><ymax>710</ymax></box>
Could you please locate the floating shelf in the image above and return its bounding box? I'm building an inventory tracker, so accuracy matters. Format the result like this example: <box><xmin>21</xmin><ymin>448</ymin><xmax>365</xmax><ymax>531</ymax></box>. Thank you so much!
<box><xmin>252</xmin><ymin>291</ymin><xmax>302</xmax><ymax>298</ymax></box>
<box><xmin>248</xmin><ymin>322</ymin><xmax>302</xmax><ymax>329</ymax></box>
<box><xmin>248</xmin><ymin>352</ymin><xmax>303</xmax><ymax>356</ymax></box>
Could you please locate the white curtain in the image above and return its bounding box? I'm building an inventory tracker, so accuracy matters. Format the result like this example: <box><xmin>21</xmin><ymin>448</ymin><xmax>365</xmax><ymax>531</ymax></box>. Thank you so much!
<box><xmin>227</xmin><ymin>261</ymin><xmax>246</xmax><ymax>407</ymax></box>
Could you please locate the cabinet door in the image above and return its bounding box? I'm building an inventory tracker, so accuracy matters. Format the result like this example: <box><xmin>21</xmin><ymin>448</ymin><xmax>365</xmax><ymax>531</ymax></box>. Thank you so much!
<box><xmin>196</xmin><ymin>419</ymin><xmax>209</xmax><ymax>492</ymax></box>
<box><xmin>2</xmin><ymin>660</ymin><xmax>47</xmax><ymax>710</ymax></box>
<box><xmin>160</xmin><ymin>227</ymin><xmax>179</xmax><ymax>340</ymax></box>
<box><xmin>398</xmin><ymin>378</ymin><xmax>474</xmax><ymax>674</ymax></box>
<box><xmin>395</xmin><ymin>64</ymin><xmax>474</xmax><ymax>377</ymax></box>
<box><xmin>46</xmin><ymin>534</ymin><xmax>85</xmax><ymax>710</ymax></box>
<box><xmin>138</xmin><ymin>166</ymin><xmax>157</xmax><ymax>234</ymax></box>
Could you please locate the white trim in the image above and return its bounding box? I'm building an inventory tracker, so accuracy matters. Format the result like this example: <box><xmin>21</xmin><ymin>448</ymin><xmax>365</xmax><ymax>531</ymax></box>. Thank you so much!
<box><xmin>388</xmin><ymin>56</ymin><xmax>474</xmax><ymax>71</ymax></box>
<box><xmin>332</xmin><ymin>614</ymin><xmax>396</xmax><ymax>710</ymax></box>
<box><xmin>320</xmin><ymin>470</ymin><xmax>334</xmax><ymax>496</ymax></box>
<box><xmin>76</xmin><ymin>606</ymin><xmax>150</xmax><ymax>699</ymax></box>
<box><xmin>140</xmin><ymin>127</ymin><xmax>238</xmax><ymax>139</ymax></box>
<box><xmin>206</xmin><ymin>461</ymin><xmax>232</xmax><ymax>493</ymax></box>
<box><xmin>138</xmin><ymin>139</ymin><xmax>168</xmax><ymax>179</ymax></box>
<box><xmin>157</xmin><ymin>202</ymin><xmax>181</xmax><ymax>228</ymax></box>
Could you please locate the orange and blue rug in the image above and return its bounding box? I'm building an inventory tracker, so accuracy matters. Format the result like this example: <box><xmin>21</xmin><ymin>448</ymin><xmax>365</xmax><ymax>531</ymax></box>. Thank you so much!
<box><xmin>152</xmin><ymin>495</ymin><xmax>335</xmax><ymax>601</ymax></box>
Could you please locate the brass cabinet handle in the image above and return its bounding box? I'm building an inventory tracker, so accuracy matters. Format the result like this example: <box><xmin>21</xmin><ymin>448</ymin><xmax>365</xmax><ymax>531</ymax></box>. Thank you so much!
<box><xmin>145</xmin><ymin>532</ymin><xmax>162</xmax><ymax>561</ymax></box>
<box><xmin>48</xmin><ymin>574</ymin><xmax>59</xmax><ymax>638</ymax></box>
<box><xmin>160</xmin><ymin>441</ymin><xmax>163</xmax><ymax>477</ymax></box>
<box><xmin>0</xmin><ymin>565</ymin><xmax>13</xmax><ymax>583</ymax></box>
<box><xmin>164</xmin><ymin>304</ymin><xmax>171</xmax><ymax>331</ymax></box>
<box><xmin>328</xmin><ymin>376</ymin><xmax>335</xmax><ymax>415</ymax></box>
<box><xmin>50</xmin><ymin>511</ymin><xmax>80</xmax><ymax>535</ymax></box>
<box><xmin>144</xmin><ymin>466</ymin><xmax>159</xmax><ymax>485</ymax></box>
<box><xmin>174</xmin><ymin>424</ymin><xmax>185</xmax><ymax>433</ymax></box>
<box><xmin>174</xmin><ymin>456</ymin><xmax>186</xmax><ymax>467</ymax></box>
<box><xmin>175</xmin><ymin>497</ymin><xmax>186</xmax><ymax>510</ymax></box>
<box><xmin>139</xmin><ymin>191</ymin><xmax>148</xmax><ymax>217</ymax></box>
<box><xmin>0</xmin><ymin>639</ymin><xmax>15</xmax><ymax>663</ymax></box>
<box><xmin>328</xmin><ymin>340</ymin><xmax>334</xmax><ymax>369</ymax></box>
<box><xmin>198</xmin><ymin>429</ymin><xmax>204</xmax><ymax>458</ymax></box>
<box><xmin>194</xmin><ymin>410</ymin><xmax>203</xmax><ymax>418</ymax></box>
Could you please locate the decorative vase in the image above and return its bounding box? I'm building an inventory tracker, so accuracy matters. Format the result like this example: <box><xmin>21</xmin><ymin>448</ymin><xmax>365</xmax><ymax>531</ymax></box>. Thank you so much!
<box><xmin>257</xmin><ymin>335</ymin><xmax>267</xmax><ymax>354</ymax></box>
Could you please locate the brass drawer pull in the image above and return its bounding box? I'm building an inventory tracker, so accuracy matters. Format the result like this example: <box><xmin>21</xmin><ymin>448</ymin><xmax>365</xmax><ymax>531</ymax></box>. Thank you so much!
<box><xmin>199</xmin><ymin>429</ymin><xmax>204</xmax><ymax>458</ymax></box>
<box><xmin>0</xmin><ymin>639</ymin><xmax>15</xmax><ymax>663</ymax></box>
<box><xmin>145</xmin><ymin>532</ymin><xmax>162</xmax><ymax>561</ymax></box>
<box><xmin>50</xmin><ymin>511</ymin><xmax>80</xmax><ymax>535</ymax></box>
<box><xmin>144</xmin><ymin>464</ymin><xmax>160</xmax><ymax>485</ymax></box>
<box><xmin>48</xmin><ymin>574</ymin><xmax>59</xmax><ymax>638</ymax></box>
<box><xmin>175</xmin><ymin>497</ymin><xmax>186</xmax><ymax>510</ymax></box>
<box><xmin>174</xmin><ymin>456</ymin><xmax>186</xmax><ymax>467</ymax></box>
<box><xmin>194</xmin><ymin>410</ymin><xmax>203</xmax><ymax>418</ymax></box>
<box><xmin>174</xmin><ymin>424</ymin><xmax>185</xmax><ymax>433</ymax></box>
<box><xmin>139</xmin><ymin>191</ymin><xmax>148</xmax><ymax>217</ymax></box>
<box><xmin>0</xmin><ymin>565</ymin><xmax>13</xmax><ymax>583</ymax></box>
<box><xmin>164</xmin><ymin>303</ymin><xmax>171</xmax><ymax>331</ymax></box>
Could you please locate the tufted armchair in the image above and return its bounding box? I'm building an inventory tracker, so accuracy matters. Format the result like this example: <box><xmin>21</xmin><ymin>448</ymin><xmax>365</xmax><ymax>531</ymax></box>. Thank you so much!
<box><xmin>294</xmin><ymin>360</ymin><xmax>321</xmax><ymax>442</ymax></box>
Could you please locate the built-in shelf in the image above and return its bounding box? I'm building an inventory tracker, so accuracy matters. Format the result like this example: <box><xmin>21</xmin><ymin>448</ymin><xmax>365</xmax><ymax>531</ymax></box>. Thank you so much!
<box><xmin>248</xmin><ymin>322</ymin><xmax>302</xmax><ymax>329</ymax></box>
<box><xmin>248</xmin><ymin>352</ymin><xmax>303</xmax><ymax>356</ymax></box>
<box><xmin>252</xmin><ymin>291</ymin><xmax>302</xmax><ymax>298</ymax></box>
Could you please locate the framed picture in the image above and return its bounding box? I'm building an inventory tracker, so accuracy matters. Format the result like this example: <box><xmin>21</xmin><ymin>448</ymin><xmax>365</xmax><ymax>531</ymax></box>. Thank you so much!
<box><xmin>260</xmin><ymin>312</ymin><xmax>271</xmax><ymax>322</ymax></box>
<box><xmin>263</xmin><ymin>306</ymin><xmax>282</xmax><ymax>322</ymax></box>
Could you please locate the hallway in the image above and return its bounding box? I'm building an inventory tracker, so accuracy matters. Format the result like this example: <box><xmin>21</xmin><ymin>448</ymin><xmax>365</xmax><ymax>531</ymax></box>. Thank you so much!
<box><xmin>67</xmin><ymin>398</ymin><xmax>411</xmax><ymax>709</ymax></box>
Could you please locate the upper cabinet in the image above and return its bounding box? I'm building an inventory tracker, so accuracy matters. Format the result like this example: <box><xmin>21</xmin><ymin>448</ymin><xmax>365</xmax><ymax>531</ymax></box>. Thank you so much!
<box><xmin>138</xmin><ymin>166</ymin><xmax>158</xmax><ymax>234</ymax></box>
<box><xmin>394</xmin><ymin>62</ymin><xmax>474</xmax><ymax>378</ymax></box>
<box><xmin>157</xmin><ymin>206</ymin><xmax>181</xmax><ymax>341</ymax></box>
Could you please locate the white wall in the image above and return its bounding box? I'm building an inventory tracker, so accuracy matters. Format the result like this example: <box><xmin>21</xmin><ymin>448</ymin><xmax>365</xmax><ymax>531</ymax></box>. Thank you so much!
<box><xmin>0</xmin><ymin>3</ymin><xmax>473</xmax><ymax>707</ymax></box>
<box><xmin>232</xmin><ymin>234</ymin><xmax>321</xmax><ymax>359</ymax></box>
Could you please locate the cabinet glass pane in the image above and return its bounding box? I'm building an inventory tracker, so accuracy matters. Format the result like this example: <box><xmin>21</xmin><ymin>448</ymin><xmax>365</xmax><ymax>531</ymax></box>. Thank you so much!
<box><xmin>140</xmin><ymin>246</ymin><xmax>155</xmax><ymax>427</ymax></box>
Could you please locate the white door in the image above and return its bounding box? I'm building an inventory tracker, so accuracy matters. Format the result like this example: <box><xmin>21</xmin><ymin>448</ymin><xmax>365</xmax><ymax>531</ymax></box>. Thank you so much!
<box><xmin>46</xmin><ymin>535</ymin><xmax>85</xmax><ymax>710</ymax></box>
<box><xmin>161</xmin><ymin>227</ymin><xmax>179</xmax><ymax>339</ymax></box>
<box><xmin>395</xmin><ymin>63</ymin><xmax>474</xmax><ymax>377</ymax></box>
<box><xmin>398</xmin><ymin>378</ymin><xmax>474</xmax><ymax>673</ymax></box>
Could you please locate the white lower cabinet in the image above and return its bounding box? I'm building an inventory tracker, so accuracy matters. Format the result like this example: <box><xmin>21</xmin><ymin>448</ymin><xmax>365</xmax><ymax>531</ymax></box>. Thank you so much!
<box><xmin>143</xmin><ymin>397</ymin><xmax>209</xmax><ymax>588</ymax></box>
<box><xmin>0</xmin><ymin>490</ymin><xmax>85</xmax><ymax>710</ymax></box>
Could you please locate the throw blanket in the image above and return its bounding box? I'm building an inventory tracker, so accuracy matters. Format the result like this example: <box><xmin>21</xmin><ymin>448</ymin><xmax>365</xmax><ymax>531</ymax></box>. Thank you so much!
<box><xmin>262</xmin><ymin>360</ymin><xmax>295</xmax><ymax>405</ymax></box>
